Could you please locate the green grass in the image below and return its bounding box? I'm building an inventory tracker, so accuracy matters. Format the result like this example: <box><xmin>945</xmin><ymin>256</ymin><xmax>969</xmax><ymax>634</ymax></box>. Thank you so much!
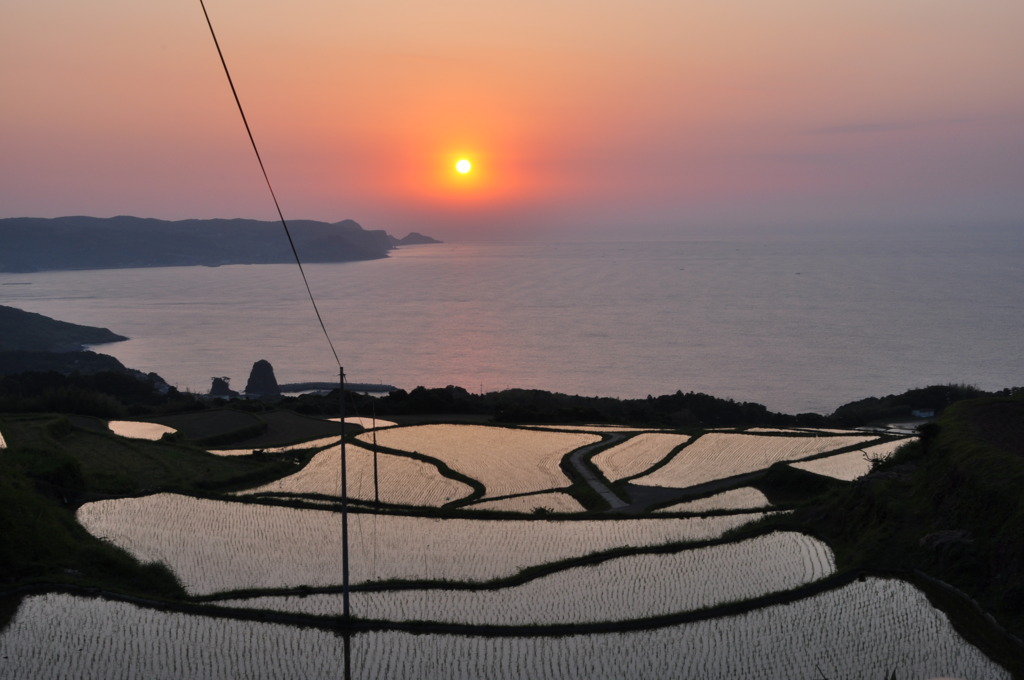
<box><xmin>144</xmin><ymin>408</ymin><xmax>267</xmax><ymax>446</ymax></box>
<box><xmin>0</xmin><ymin>412</ymin><xmax>325</xmax><ymax>597</ymax></box>
<box><xmin>1</xmin><ymin>414</ymin><xmax>317</xmax><ymax>496</ymax></box>
<box><xmin>0</xmin><ymin>452</ymin><xmax>183</xmax><ymax>597</ymax></box>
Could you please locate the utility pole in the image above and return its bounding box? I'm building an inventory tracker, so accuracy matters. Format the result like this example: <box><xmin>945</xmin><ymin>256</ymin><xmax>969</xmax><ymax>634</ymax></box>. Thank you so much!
<box><xmin>340</xmin><ymin>366</ymin><xmax>350</xmax><ymax>622</ymax></box>
<box><xmin>339</xmin><ymin>366</ymin><xmax>352</xmax><ymax>680</ymax></box>
<box><xmin>372</xmin><ymin>402</ymin><xmax>380</xmax><ymax>504</ymax></box>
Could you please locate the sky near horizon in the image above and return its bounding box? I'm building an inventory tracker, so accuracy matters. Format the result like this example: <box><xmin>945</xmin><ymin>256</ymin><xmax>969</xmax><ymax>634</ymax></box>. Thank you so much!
<box><xmin>3</xmin><ymin>0</ymin><xmax>1023</xmax><ymax>241</ymax></box>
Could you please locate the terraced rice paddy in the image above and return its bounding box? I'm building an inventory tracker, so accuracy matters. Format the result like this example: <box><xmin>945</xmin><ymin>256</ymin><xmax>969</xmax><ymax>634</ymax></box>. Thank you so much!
<box><xmin>0</xmin><ymin>578</ymin><xmax>1008</xmax><ymax>679</ymax></box>
<box><xmin>465</xmin><ymin>492</ymin><xmax>584</xmax><ymax>514</ymax></box>
<box><xmin>357</xmin><ymin>425</ymin><xmax>600</xmax><ymax>498</ymax></box>
<box><xmin>632</xmin><ymin>432</ymin><xmax>877</xmax><ymax>488</ymax></box>
<box><xmin>655</xmin><ymin>487</ymin><xmax>771</xmax><ymax>513</ymax></box>
<box><xmin>590</xmin><ymin>433</ymin><xmax>691</xmax><ymax>482</ymax></box>
<box><xmin>529</xmin><ymin>425</ymin><xmax>657</xmax><ymax>432</ymax></box>
<box><xmin>790</xmin><ymin>438</ymin><xmax>909</xmax><ymax>481</ymax></box>
<box><xmin>221</xmin><ymin>532</ymin><xmax>834</xmax><ymax>624</ymax></box>
<box><xmin>76</xmin><ymin>494</ymin><xmax>758</xmax><ymax>595</ymax></box>
<box><xmin>210</xmin><ymin>436</ymin><xmax>339</xmax><ymax>457</ymax></box>
<box><xmin>13</xmin><ymin>422</ymin><xmax>1005</xmax><ymax>677</ymax></box>
<box><xmin>239</xmin><ymin>445</ymin><xmax>473</xmax><ymax>506</ymax></box>
<box><xmin>106</xmin><ymin>420</ymin><xmax>177</xmax><ymax>440</ymax></box>
<box><xmin>343</xmin><ymin>417</ymin><xmax>397</xmax><ymax>429</ymax></box>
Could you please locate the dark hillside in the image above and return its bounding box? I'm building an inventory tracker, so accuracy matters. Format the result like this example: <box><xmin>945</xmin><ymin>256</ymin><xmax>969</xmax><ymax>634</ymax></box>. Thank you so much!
<box><xmin>0</xmin><ymin>351</ymin><xmax>131</xmax><ymax>378</ymax></box>
<box><xmin>829</xmin><ymin>383</ymin><xmax>988</xmax><ymax>426</ymax></box>
<box><xmin>965</xmin><ymin>399</ymin><xmax>1024</xmax><ymax>458</ymax></box>
<box><xmin>0</xmin><ymin>305</ymin><xmax>126</xmax><ymax>352</ymax></box>
<box><xmin>792</xmin><ymin>395</ymin><xmax>1024</xmax><ymax>670</ymax></box>
<box><xmin>0</xmin><ymin>413</ymin><xmax>318</xmax><ymax>595</ymax></box>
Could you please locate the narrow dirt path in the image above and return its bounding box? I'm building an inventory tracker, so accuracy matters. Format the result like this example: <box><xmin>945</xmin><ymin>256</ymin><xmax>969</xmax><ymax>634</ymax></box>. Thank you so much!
<box><xmin>565</xmin><ymin>434</ymin><xmax>629</xmax><ymax>510</ymax></box>
<box><xmin>565</xmin><ymin>432</ymin><xmax>772</xmax><ymax>514</ymax></box>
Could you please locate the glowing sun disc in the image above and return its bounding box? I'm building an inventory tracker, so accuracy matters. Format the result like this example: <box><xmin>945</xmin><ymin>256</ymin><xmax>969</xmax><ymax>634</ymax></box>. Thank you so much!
<box><xmin>456</xmin><ymin>159</ymin><xmax>472</xmax><ymax>174</ymax></box>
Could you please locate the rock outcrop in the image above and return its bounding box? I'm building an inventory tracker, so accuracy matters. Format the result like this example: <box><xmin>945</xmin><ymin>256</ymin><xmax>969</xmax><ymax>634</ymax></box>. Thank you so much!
<box><xmin>244</xmin><ymin>360</ymin><xmax>281</xmax><ymax>398</ymax></box>
<box><xmin>209</xmin><ymin>376</ymin><xmax>238</xmax><ymax>398</ymax></box>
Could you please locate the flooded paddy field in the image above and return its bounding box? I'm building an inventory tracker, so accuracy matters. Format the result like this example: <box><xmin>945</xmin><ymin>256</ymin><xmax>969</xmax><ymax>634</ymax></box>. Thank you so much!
<box><xmin>0</xmin><ymin>579</ymin><xmax>1008</xmax><ymax>679</ymax></box>
<box><xmin>76</xmin><ymin>494</ymin><xmax>758</xmax><ymax>594</ymax></box>
<box><xmin>4</xmin><ymin>422</ymin><xmax>1010</xmax><ymax>677</ymax></box>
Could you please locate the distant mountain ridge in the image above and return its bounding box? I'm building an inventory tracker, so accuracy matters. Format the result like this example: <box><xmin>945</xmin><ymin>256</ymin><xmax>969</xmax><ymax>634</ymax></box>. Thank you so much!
<box><xmin>0</xmin><ymin>216</ymin><xmax>440</xmax><ymax>272</ymax></box>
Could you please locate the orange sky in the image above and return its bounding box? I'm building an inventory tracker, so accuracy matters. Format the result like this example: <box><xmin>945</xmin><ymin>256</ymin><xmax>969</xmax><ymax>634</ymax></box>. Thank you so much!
<box><xmin>3</xmin><ymin>0</ymin><xmax>1023</xmax><ymax>240</ymax></box>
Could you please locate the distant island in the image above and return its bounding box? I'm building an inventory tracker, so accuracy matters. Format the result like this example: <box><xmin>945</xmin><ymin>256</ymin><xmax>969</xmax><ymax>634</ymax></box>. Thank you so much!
<box><xmin>0</xmin><ymin>216</ymin><xmax>441</xmax><ymax>273</ymax></box>
<box><xmin>393</xmin><ymin>231</ymin><xmax>442</xmax><ymax>246</ymax></box>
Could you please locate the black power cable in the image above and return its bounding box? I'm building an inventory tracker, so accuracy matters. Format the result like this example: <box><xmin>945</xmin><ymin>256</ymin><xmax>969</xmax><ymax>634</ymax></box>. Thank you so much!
<box><xmin>198</xmin><ymin>0</ymin><xmax>340</xmax><ymax>368</ymax></box>
<box><xmin>198</xmin><ymin>2</ymin><xmax>354</xmax><ymax>646</ymax></box>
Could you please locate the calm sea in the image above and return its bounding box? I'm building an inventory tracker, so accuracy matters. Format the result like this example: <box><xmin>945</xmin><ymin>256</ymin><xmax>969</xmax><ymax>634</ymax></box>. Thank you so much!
<box><xmin>3</xmin><ymin>228</ymin><xmax>1022</xmax><ymax>414</ymax></box>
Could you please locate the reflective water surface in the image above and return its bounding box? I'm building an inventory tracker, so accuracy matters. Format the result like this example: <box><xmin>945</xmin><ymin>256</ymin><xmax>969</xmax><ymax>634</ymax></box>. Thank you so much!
<box><xmin>3</xmin><ymin>233</ymin><xmax>1022</xmax><ymax>414</ymax></box>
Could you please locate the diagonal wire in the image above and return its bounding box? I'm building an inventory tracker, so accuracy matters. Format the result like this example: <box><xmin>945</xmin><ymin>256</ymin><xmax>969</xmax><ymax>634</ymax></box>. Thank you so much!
<box><xmin>200</xmin><ymin>2</ymin><xmax>353</xmax><ymax>636</ymax></box>
<box><xmin>198</xmin><ymin>0</ymin><xmax>340</xmax><ymax>368</ymax></box>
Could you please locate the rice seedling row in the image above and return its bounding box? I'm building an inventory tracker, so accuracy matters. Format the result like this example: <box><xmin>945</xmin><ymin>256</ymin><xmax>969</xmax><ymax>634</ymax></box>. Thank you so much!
<box><xmin>343</xmin><ymin>417</ymin><xmax>398</xmax><ymax>429</ymax></box>
<box><xmin>238</xmin><ymin>445</ymin><xmax>474</xmax><ymax>507</ymax></box>
<box><xmin>528</xmin><ymin>425</ymin><xmax>661</xmax><ymax>433</ymax></box>
<box><xmin>655</xmin><ymin>487</ymin><xmax>771</xmax><ymax>513</ymax></box>
<box><xmin>107</xmin><ymin>420</ymin><xmax>177</xmax><ymax>441</ymax></box>
<box><xmin>632</xmin><ymin>432</ymin><xmax>878</xmax><ymax>489</ymax></box>
<box><xmin>209</xmin><ymin>436</ymin><xmax>340</xmax><ymax>457</ymax></box>
<box><xmin>789</xmin><ymin>438</ymin><xmax>909</xmax><ymax>481</ymax></box>
<box><xmin>76</xmin><ymin>494</ymin><xmax>757</xmax><ymax>595</ymax></box>
<box><xmin>356</xmin><ymin>424</ymin><xmax>600</xmax><ymax>499</ymax></box>
<box><xmin>464</xmin><ymin>492</ymin><xmax>584</xmax><ymax>514</ymax></box>
<box><xmin>219</xmin><ymin>532</ymin><xmax>834</xmax><ymax>625</ymax></box>
<box><xmin>590</xmin><ymin>433</ymin><xmax>691</xmax><ymax>482</ymax></box>
<box><xmin>0</xmin><ymin>578</ymin><xmax>1008</xmax><ymax>679</ymax></box>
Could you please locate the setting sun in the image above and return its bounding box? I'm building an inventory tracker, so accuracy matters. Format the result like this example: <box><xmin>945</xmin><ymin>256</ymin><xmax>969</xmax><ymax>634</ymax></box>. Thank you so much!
<box><xmin>455</xmin><ymin>159</ymin><xmax>472</xmax><ymax>174</ymax></box>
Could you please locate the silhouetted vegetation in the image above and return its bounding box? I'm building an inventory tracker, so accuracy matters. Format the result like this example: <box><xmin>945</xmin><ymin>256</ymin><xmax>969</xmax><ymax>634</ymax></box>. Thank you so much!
<box><xmin>0</xmin><ymin>455</ymin><xmax>184</xmax><ymax>596</ymax></box>
<box><xmin>777</xmin><ymin>394</ymin><xmax>1024</xmax><ymax>672</ymax></box>
<box><xmin>0</xmin><ymin>369</ymin><xmax>200</xmax><ymax>418</ymax></box>
<box><xmin>0</xmin><ymin>350</ymin><xmax>131</xmax><ymax>377</ymax></box>
<box><xmin>286</xmin><ymin>384</ymin><xmax>792</xmax><ymax>428</ymax></box>
<box><xmin>283</xmin><ymin>382</ymin><xmax>1021</xmax><ymax>430</ymax></box>
<box><xmin>829</xmin><ymin>383</ymin><xmax>993</xmax><ymax>426</ymax></box>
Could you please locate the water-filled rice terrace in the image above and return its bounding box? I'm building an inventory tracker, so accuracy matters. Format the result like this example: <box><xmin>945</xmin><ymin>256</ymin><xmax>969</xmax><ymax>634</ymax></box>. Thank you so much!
<box><xmin>1</xmin><ymin>420</ymin><xmax>1011</xmax><ymax>678</ymax></box>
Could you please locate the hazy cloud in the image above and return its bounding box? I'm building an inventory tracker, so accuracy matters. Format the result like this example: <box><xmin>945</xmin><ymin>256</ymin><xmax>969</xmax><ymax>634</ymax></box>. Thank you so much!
<box><xmin>809</xmin><ymin>118</ymin><xmax>976</xmax><ymax>135</ymax></box>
